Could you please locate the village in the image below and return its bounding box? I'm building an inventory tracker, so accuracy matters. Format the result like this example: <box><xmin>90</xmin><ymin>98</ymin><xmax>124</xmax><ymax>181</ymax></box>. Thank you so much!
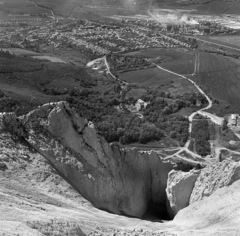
<box><xmin>0</xmin><ymin>15</ymin><xmax>196</xmax><ymax>58</ymax></box>
<box><xmin>1</xmin><ymin>10</ymin><xmax>240</xmax><ymax>60</ymax></box>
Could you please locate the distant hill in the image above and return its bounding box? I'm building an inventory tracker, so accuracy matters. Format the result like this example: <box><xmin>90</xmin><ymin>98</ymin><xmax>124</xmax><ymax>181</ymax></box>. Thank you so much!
<box><xmin>152</xmin><ymin>0</ymin><xmax>240</xmax><ymax>14</ymax></box>
<box><xmin>26</xmin><ymin>0</ymin><xmax>240</xmax><ymax>16</ymax></box>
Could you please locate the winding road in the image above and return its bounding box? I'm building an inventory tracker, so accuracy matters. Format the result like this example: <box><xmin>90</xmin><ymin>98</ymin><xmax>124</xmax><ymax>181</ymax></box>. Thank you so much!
<box><xmin>145</xmin><ymin>11</ymin><xmax>233</xmax><ymax>163</ymax></box>
<box><xmin>87</xmin><ymin>55</ymin><xmax>240</xmax><ymax>165</ymax></box>
<box><xmin>153</xmin><ymin>63</ymin><xmax>224</xmax><ymax>164</ymax></box>
<box><xmin>104</xmin><ymin>57</ymin><xmax>117</xmax><ymax>80</ymax></box>
<box><xmin>153</xmin><ymin>63</ymin><xmax>240</xmax><ymax>165</ymax></box>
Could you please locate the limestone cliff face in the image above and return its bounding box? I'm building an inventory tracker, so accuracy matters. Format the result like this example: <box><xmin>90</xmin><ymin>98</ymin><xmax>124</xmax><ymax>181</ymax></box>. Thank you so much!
<box><xmin>166</xmin><ymin>169</ymin><xmax>200</xmax><ymax>219</ymax></box>
<box><xmin>165</xmin><ymin>159</ymin><xmax>240</xmax><ymax>219</ymax></box>
<box><xmin>190</xmin><ymin>159</ymin><xmax>240</xmax><ymax>204</ymax></box>
<box><xmin>2</xmin><ymin>101</ymin><xmax>173</xmax><ymax>217</ymax></box>
<box><xmin>173</xmin><ymin>179</ymin><xmax>240</xmax><ymax>235</ymax></box>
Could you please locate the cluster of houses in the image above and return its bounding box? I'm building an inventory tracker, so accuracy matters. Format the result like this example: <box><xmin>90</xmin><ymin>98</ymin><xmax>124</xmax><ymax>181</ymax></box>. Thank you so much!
<box><xmin>0</xmin><ymin>16</ymin><xmax>193</xmax><ymax>56</ymax></box>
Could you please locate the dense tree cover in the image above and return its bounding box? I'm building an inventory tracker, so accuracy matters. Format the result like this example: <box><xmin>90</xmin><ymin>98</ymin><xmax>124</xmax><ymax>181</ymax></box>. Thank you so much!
<box><xmin>191</xmin><ymin>118</ymin><xmax>211</xmax><ymax>156</ymax></box>
<box><xmin>0</xmin><ymin>51</ymin><xmax>95</xmax><ymax>93</ymax></box>
<box><xmin>174</xmin><ymin>92</ymin><xmax>208</xmax><ymax>109</ymax></box>
<box><xmin>65</xmin><ymin>84</ymin><xmax>208</xmax><ymax>146</ymax></box>
<box><xmin>66</xmin><ymin>89</ymin><xmax>162</xmax><ymax>144</ymax></box>
<box><xmin>107</xmin><ymin>54</ymin><xmax>154</xmax><ymax>74</ymax></box>
<box><xmin>140</xmin><ymin>90</ymin><xmax>208</xmax><ymax>111</ymax></box>
<box><xmin>143</xmin><ymin>99</ymin><xmax>189</xmax><ymax>145</ymax></box>
<box><xmin>0</xmin><ymin>51</ymin><xmax>208</xmax><ymax>147</ymax></box>
<box><xmin>66</xmin><ymin>87</ymin><xmax>190</xmax><ymax>145</ymax></box>
<box><xmin>0</xmin><ymin>50</ymin><xmax>43</xmax><ymax>73</ymax></box>
<box><xmin>0</xmin><ymin>91</ymin><xmax>37</xmax><ymax>116</ymax></box>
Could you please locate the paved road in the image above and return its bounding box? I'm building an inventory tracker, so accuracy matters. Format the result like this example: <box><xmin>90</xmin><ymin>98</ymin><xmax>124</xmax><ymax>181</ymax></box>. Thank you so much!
<box><xmin>215</xmin><ymin>147</ymin><xmax>240</xmax><ymax>162</ymax></box>
<box><xmin>104</xmin><ymin>57</ymin><xmax>218</xmax><ymax>164</ymax></box>
<box><xmin>104</xmin><ymin>56</ymin><xmax>117</xmax><ymax>80</ymax></box>
<box><xmin>154</xmin><ymin>64</ymin><xmax>215</xmax><ymax>163</ymax></box>
<box><xmin>88</xmin><ymin>57</ymin><xmax>229</xmax><ymax>165</ymax></box>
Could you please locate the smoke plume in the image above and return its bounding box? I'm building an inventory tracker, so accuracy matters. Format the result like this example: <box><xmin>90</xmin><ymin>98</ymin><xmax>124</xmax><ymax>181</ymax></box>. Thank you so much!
<box><xmin>150</xmin><ymin>9</ymin><xmax>199</xmax><ymax>25</ymax></box>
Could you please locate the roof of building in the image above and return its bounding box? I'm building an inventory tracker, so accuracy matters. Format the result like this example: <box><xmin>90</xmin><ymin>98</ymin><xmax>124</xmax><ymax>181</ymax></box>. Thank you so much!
<box><xmin>231</xmin><ymin>114</ymin><xmax>238</xmax><ymax>120</ymax></box>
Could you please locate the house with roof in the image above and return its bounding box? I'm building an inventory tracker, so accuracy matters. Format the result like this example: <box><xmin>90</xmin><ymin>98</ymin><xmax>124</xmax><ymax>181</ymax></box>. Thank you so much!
<box><xmin>230</xmin><ymin>114</ymin><xmax>239</xmax><ymax>126</ymax></box>
<box><xmin>135</xmin><ymin>99</ymin><xmax>148</xmax><ymax>111</ymax></box>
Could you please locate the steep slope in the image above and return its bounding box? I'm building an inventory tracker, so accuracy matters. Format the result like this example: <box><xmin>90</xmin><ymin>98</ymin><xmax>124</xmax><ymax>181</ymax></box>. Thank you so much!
<box><xmin>2</xmin><ymin>102</ymin><xmax>240</xmax><ymax>235</ymax></box>
<box><xmin>1</xmin><ymin>101</ymin><xmax>174</xmax><ymax>217</ymax></box>
<box><xmin>0</xmin><ymin>131</ymin><xmax>171</xmax><ymax>236</ymax></box>
<box><xmin>166</xmin><ymin>169</ymin><xmax>200</xmax><ymax>219</ymax></box>
<box><xmin>190</xmin><ymin>159</ymin><xmax>240</xmax><ymax>204</ymax></box>
<box><xmin>173</xmin><ymin>179</ymin><xmax>240</xmax><ymax>235</ymax></box>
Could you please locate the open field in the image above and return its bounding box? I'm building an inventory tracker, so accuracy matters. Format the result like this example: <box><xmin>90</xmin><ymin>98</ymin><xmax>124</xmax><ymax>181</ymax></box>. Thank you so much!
<box><xmin>195</xmin><ymin>0</ymin><xmax>240</xmax><ymax>15</ymax></box>
<box><xmin>0</xmin><ymin>48</ymin><xmax>67</xmax><ymax>63</ymax></box>
<box><xmin>120</xmin><ymin>67</ymin><xmax>177</xmax><ymax>86</ymax></box>
<box><xmin>200</xmin><ymin>35</ymin><xmax>240</xmax><ymax>50</ymax></box>
<box><xmin>31</xmin><ymin>0</ymin><xmax>151</xmax><ymax>18</ymax></box>
<box><xmin>196</xmin><ymin>52</ymin><xmax>240</xmax><ymax>115</ymax></box>
<box><xmin>121</xmin><ymin>66</ymin><xmax>198</xmax><ymax>95</ymax></box>
<box><xmin>31</xmin><ymin>0</ymin><xmax>240</xmax><ymax>16</ymax></box>
<box><xmin>32</xmin><ymin>55</ymin><xmax>66</xmax><ymax>63</ymax></box>
<box><xmin>125</xmin><ymin>88</ymin><xmax>147</xmax><ymax>100</ymax></box>
<box><xmin>71</xmin><ymin>6</ymin><xmax>136</xmax><ymax>20</ymax></box>
<box><xmin>1</xmin><ymin>1</ymin><xmax>51</xmax><ymax>14</ymax></box>
<box><xmin>125</xmin><ymin>48</ymin><xmax>195</xmax><ymax>75</ymax></box>
<box><xmin>39</xmin><ymin>47</ymin><xmax>88</xmax><ymax>67</ymax></box>
<box><xmin>152</xmin><ymin>0</ymin><xmax>240</xmax><ymax>15</ymax></box>
<box><xmin>4</xmin><ymin>0</ymin><xmax>238</xmax><ymax>17</ymax></box>
<box><xmin>121</xmin><ymin>48</ymin><xmax>198</xmax><ymax>95</ymax></box>
<box><xmin>177</xmin><ymin>107</ymin><xmax>193</xmax><ymax>117</ymax></box>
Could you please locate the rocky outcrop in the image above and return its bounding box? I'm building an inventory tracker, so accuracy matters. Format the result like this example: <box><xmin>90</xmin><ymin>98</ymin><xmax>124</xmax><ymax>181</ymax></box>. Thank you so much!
<box><xmin>2</xmin><ymin>126</ymin><xmax>240</xmax><ymax>236</ymax></box>
<box><xmin>166</xmin><ymin>169</ymin><xmax>200</xmax><ymax>219</ymax></box>
<box><xmin>1</xmin><ymin>101</ymin><xmax>173</xmax><ymax>217</ymax></box>
<box><xmin>173</xmin><ymin>179</ymin><xmax>240</xmax><ymax>235</ymax></box>
<box><xmin>3</xmin><ymin>102</ymin><xmax>240</xmax><ymax>235</ymax></box>
<box><xmin>166</xmin><ymin>159</ymin><xmax>240</xmax><ymax>220</ymax></box>
<box><xmin>0</xmin><ymin>162</ymin><xmax>7</xmax><ymax>171</ymax></box>
<box><xmin>190</xmin><ymin>159</ymin><xmax>240</xmax><ymax>204</ymax></box>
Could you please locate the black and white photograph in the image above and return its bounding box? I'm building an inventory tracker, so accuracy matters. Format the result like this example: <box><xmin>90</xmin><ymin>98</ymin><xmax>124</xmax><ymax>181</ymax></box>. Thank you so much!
<box><xmin>0</xmin><ymin>0</ymin><xmax>240</xmax><ymax>235</ymax></box>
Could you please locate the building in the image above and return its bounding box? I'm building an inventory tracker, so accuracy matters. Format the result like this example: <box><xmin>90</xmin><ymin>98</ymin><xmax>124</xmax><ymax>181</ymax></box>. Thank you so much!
<box><xmin>230</xmin><ymin>114</ymin><xmax>239</xmax><ymax>126</ymax></box>
<box><xmin>135</xmin><ymin>99</ymin><xmax>148</xmax><ymax>111</ymax></box>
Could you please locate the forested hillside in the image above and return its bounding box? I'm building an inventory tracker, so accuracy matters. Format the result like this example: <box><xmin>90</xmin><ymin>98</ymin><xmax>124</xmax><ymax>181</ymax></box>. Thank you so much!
<box><xmin>0</xmin><ymin>51</ymin><xmax>209</xmax><ymax>147</ymax></box>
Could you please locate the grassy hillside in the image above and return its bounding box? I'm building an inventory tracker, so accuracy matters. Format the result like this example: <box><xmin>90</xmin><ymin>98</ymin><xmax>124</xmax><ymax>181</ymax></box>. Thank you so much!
<box><xmin>0</xmin><ymin>50</ymin><xmax>95</xmax><ymax>115</ymax></box>
<box><xmin>29</xmin><ymin>0</ymin><xmax>152</xmax><ymax>18</ymax></box>
<box><xmin>0</xmin><ymin>50</ymin><xmax>210</xmax><ymax>147</ymax></box>
<box><xmin>153</xmin><ymin>0</ymin><xmax>240</xmax><ymax>14</ymax></box>
<box><xmin>4</xmin><ymin>0</ymin><xmax>240</xmax><ymax>17</ymax></box>
<box><xmin>196</xmin><ymin>52</ymin><xmax>240</xmax><ymax>115</ymax></box>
